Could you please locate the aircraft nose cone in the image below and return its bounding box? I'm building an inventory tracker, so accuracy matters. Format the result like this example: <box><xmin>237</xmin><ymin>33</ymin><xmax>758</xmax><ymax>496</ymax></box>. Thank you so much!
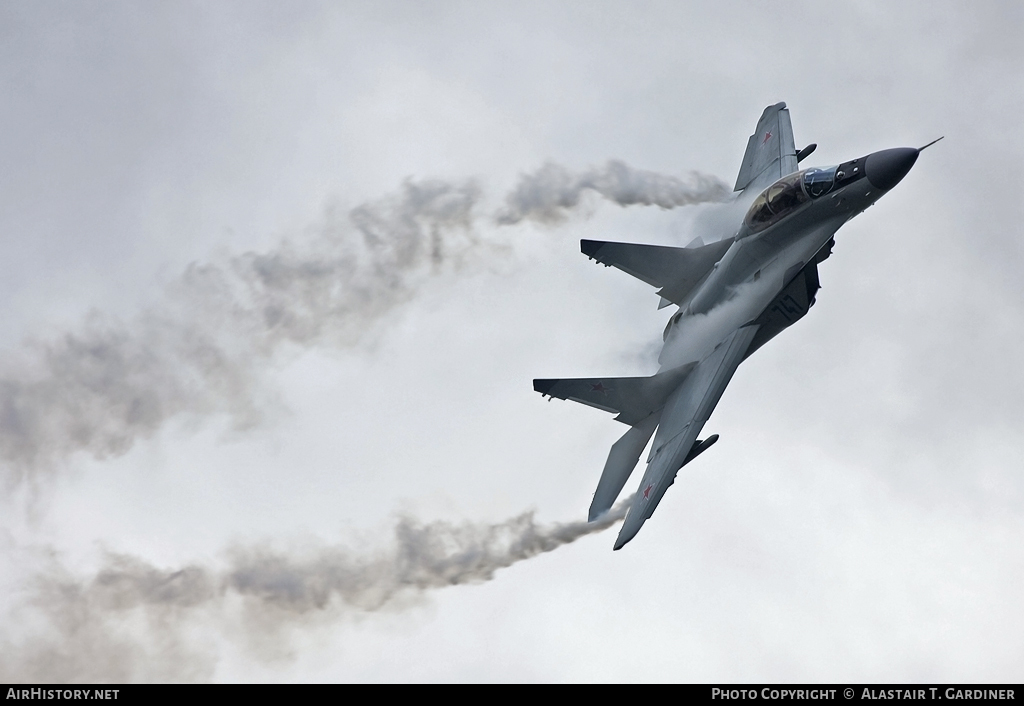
<box><xmin>864</xmin><ymin>147</ymin><xmax>919</xmax><ymax>190</ymax></box>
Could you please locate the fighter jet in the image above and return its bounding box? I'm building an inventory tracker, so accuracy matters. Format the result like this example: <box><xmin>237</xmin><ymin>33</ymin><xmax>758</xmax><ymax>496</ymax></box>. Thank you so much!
<box><xmin>534</xmin><ymin>102</ymin><xmax>937</xmax><ymax>549</ymax></box>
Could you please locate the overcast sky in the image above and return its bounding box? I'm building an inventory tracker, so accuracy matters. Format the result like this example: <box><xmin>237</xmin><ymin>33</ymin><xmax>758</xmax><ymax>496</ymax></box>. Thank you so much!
<box><xmin>1</xmin><ymin>0</ymin><xmax>1022</xmax><ymax>683</ymax></box>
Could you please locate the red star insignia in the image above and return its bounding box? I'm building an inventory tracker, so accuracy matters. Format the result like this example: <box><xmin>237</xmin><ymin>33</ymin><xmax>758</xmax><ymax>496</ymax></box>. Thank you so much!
<box><xmin>590</xmin><ymin>382</ymin><xmax>610</xmax><ymax>394</ymax></box>
<box><xmin>643</xmin><ymin>483</ymin><xmax>654</xmax><ymax>500</ymax></box>
<box><xmin>762</xmin><ymin>131</ymin><xmax>773</xmax><ymax>144</ymax></box>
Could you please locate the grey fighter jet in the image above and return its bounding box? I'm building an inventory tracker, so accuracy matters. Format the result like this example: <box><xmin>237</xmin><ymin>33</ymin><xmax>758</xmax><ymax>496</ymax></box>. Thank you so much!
<box><xmin>534</xmin><ymin>102</ymin><xmax>936</xmax><ymax>550</ymax></box>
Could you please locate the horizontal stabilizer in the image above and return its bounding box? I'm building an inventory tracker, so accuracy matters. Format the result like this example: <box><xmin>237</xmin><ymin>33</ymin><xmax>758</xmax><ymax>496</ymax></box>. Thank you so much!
<box><xmin>581</xmin><ymin>238</ymin><xmax>733</xmax><ymax>307</ymax></box>
<box><xmin>534</xmin><ymin>362</ymin><xmax>695</xmax><ymax>426</ymax></box>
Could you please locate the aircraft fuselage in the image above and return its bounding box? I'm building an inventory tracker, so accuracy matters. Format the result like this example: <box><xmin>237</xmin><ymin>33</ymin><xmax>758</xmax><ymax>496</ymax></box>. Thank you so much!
<box><xmin>533</xmin><ymin>100</ymin><xmax>927</xmax><ymax>550</ymax></box>
<box><xmin>613</xmin><ymin>147</ymin><xmax>921</xmax><ymax>548</ymax></box>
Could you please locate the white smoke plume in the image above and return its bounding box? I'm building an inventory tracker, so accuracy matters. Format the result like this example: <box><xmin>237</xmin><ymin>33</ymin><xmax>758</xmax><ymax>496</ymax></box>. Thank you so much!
<box><xmin>0</xmin><ymin>160</ymin><xmax>720</xmax><ymax>681</ymax></box>
<box><xmin>496</xmin><ymin>159</ymin><xmax>732</xmax><ymax>225</ymax></box>
<box><xmin>0</xmin><ymin>497</ymin><xmax>633</xmax><ymax>682</ymax></box>
<box><xmin>658</xmin><ymin>275</ymin><xmax>782</xmax><ymax>371</ymax></box>
<box><xmin>0</xmin><ymin>177</ymin><xmax>483</xmax><ymax>488</ymax></box>
<box><xmin>0</xmin><ymin>161</ymin><xmax>727</xmax><ymax>489</ymax></box>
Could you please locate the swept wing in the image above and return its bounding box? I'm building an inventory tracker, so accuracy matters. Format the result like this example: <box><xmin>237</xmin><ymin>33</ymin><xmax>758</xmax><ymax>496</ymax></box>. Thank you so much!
<box><xmin>534</xmin><ymin>363</ymin><xmax>696</xmax><ymax>426</ymax></box>
<box><xmin>581</xmin><ymin>238</ymin><xmax>733</xmax><ymax>308</ymax></box>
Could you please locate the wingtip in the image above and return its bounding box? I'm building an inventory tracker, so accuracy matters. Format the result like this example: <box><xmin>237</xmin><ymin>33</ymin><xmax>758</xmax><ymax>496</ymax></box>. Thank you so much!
<box><xmin>533</xmin><ymin>379</ymin><xmax>555</xmax><ymax>396</ymax></box>
<box><xmin>580</xmin><ymin>239</ymin><xmax>603</xmax><ymax>258</ymax></box>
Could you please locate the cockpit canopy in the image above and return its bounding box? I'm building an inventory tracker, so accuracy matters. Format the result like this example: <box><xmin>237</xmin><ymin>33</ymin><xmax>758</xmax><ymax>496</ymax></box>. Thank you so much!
<box><xmin>803</xmin><ymin>166</ymin><xmax>838</xmax><ymax>197</ymax></box>
<box><xmin>742</xmin><ymin>166</ymin><xmax>838</xmax><ymax>235</ymax></box>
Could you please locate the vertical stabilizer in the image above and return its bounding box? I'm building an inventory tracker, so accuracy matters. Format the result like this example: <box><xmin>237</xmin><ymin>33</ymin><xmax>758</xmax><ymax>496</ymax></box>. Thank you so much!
<box><xmin>734</xmin><ymin>102</ymin><xmax>797</xmax><ymax>195</ymax></box>
<box><xmin>589</xmin><ymin>411</ymin><xmax>660</xmax><ymax>521</ymax></box>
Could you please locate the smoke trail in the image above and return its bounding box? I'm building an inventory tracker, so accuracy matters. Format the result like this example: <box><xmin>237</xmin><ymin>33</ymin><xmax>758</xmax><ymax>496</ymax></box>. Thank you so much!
<box><xmin>227</xmin><ymin>494</ymin><xmax>631</xmax><ymax>609</ymax></box>
<box><xmin>0</xmin><ymin>161</ymin><xmax>722</xmax><ymax>679</ymax></box>
<box><xmin>496</xmin><ymin>159</ymin><xmax>732</xmax><ymax>225</ymax></box>
<box><xmin>0</xmin><ymin>177</ymin><xmax>483</xmax><ymax>487</ymax></box>
<box><xmin>0</xmin><ymin>497</ymin><xmax>632</xmax><ymax>682</ymax></box>
<box><xmin>0</xmin><ymin>161</ymin><xmax>728</xmax><ymax>488</ymax></box>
